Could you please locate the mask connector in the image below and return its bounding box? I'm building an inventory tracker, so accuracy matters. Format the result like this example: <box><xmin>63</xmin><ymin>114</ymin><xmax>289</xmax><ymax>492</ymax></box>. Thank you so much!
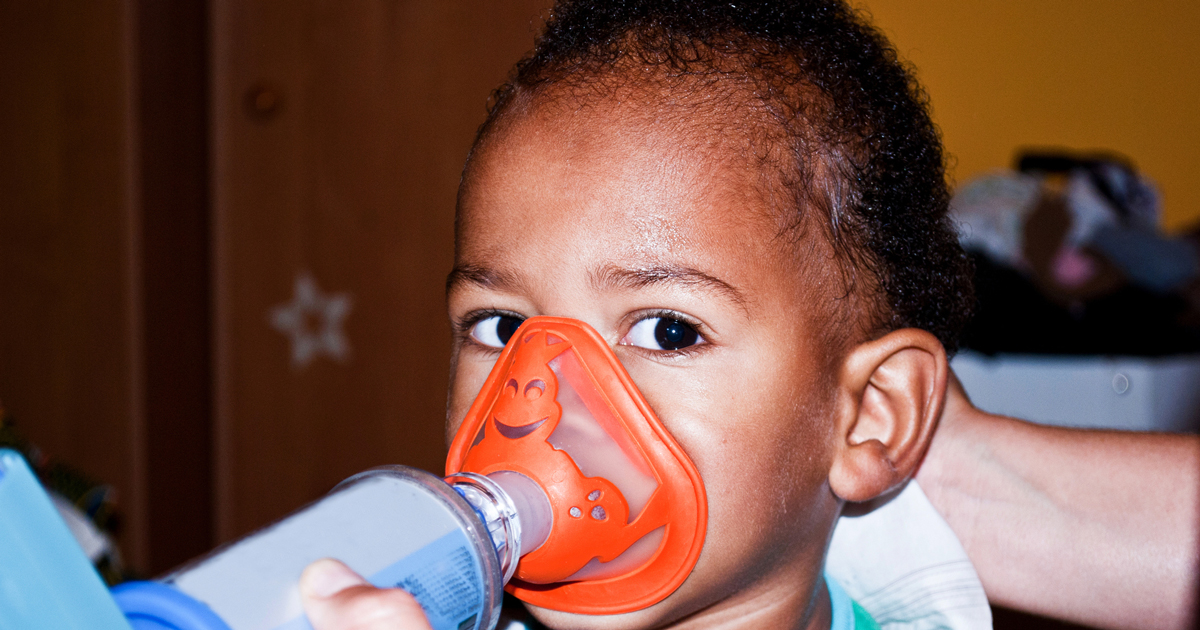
<box><xmin>448</xmin><ymin>471</ymin><xmax>552</xmax><ymax>586</ymax></box>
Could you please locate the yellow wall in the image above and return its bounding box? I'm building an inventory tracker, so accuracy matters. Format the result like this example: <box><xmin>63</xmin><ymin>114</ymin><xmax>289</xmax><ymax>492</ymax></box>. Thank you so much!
<box><xmin>859</xmin><ymin>1</ymin><xmax>1199</xmax><ymax>232</ymax></box>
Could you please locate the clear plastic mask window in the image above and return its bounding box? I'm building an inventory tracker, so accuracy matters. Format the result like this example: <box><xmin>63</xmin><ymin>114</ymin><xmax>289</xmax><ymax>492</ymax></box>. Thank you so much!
<box><xmin>546</xmin><ymin>347</ymin><xmax>659</xmax><ymax>523</ymax></box>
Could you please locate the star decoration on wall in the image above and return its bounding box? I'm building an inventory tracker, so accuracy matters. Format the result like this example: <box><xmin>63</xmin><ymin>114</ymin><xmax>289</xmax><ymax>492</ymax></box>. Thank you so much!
<box><xmin>269</xmin><ymin>272</ymin><xmax>353</xmax><ymax>369</ymax></box>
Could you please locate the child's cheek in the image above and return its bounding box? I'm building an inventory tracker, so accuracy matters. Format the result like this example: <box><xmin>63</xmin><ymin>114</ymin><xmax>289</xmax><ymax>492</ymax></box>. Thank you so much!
<box><xmin>632</xmin><ymin>352</ymin><xmax>838</xmax><ymax>551</ymax></box>
<box><xmin>445</xmin><ymin>352</ymin><xmax>499</xmax><ymax>443</ymax></box>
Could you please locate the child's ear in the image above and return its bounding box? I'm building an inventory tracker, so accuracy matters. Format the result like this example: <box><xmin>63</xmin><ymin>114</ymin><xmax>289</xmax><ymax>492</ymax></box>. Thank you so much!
<box><xmin>828</xmin><ymin>329</ymin><xmax>948</xmax><ymax>503</ymax></box>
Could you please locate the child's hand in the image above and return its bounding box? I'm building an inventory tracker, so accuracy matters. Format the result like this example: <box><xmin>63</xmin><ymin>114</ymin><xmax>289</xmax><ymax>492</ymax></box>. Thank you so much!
<box><xmin>300</xmin><ymin>559</ymin><xmax>434</xmax><ymax>630</ymax></box>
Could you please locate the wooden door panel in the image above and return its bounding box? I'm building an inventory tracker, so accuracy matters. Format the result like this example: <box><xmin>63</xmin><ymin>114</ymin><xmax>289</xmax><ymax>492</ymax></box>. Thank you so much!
<box><xmin>0</xmin><ymin>0</ymin><xmax>146</xmax><ymax>569</ymax></box>
<box><xmin>213</xmin><ymin>1</ymin><xmax>552</xmax><ymax>540</ymax></box>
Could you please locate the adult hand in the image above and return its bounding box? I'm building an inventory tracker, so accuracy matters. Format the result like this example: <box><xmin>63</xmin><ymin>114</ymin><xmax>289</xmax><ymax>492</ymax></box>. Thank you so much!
<box><xmin>300</xmin><ymin>559</ymin><xmax>434</xmax><ymax>630</ymax></box>
<box><xmin>918</xmin><ymin>369</ymin><xmax>1199</xmax><ymax>630</ymax></box>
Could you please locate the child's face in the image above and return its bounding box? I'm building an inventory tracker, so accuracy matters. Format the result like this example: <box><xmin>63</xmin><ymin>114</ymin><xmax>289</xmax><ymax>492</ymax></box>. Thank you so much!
<box><xmin>447</xmin><ymin>96</ymin><xmax>844</xmax><ymax>629</ymax></box>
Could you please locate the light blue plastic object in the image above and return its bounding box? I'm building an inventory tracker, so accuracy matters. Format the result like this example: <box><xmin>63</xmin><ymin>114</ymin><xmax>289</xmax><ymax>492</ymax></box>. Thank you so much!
<box><xmin>0</xmin><ymin>448</ymin><xmax>133</xmax><ymax>630</ymax></box>
<box><xmin>112</xmin><ymin>581</ymin><xmax>232</xmax><ymax>630</ymax></box>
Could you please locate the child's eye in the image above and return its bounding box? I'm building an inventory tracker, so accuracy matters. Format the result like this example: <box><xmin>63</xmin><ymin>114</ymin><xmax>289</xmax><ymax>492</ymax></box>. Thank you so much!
<box><xmin>469</xmin><ymin>314</ymin><xmax>526</xmax><ymax>348</ymax></box>
<box><xmin>621</xmin><ymin>317</ymin><xmax>705</xmax><ymax>352</ymax></box>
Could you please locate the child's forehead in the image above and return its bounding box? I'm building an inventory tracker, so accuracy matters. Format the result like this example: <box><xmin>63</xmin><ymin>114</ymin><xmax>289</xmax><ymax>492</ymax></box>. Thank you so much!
<box><xmin>469</xmin><ymin>80</ymin><xmax>843</xmax><ymax>250</ymax></box>
<box><xmin>489</xmin><ymin>68</ymin><xmax>790</xmax><ymax>157</ymax></box>
<box><xmin>465</xmin><ymin>82</ymin><xmax>796</xmax><ymax>226</ymax></box>
<box><xmin>462</xmin><ymin>95</ymin><xmax>782</xmax><ymax>253</ymax></box>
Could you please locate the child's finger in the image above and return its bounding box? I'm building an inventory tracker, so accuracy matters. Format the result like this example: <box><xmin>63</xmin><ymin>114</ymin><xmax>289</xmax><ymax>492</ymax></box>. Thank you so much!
<box><xmin>300</xmin><ymin>558</ymin><xmax>433</xmax><ymax>630</ymax></box>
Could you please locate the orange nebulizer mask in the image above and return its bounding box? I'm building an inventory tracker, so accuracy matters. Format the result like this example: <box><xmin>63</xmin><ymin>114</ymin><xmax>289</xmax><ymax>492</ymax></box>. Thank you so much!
<box><xmin>445</xmin><ymin>317</ymin><xmax>707</xmax><ymax>614</ymax></box>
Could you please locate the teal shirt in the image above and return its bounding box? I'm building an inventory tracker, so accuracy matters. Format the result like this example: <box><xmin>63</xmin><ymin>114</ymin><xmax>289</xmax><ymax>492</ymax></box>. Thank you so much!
<box><xmin>827</xmin><ymin>573</ymin><xmax>881</xmax><ymax>630</ymax></box>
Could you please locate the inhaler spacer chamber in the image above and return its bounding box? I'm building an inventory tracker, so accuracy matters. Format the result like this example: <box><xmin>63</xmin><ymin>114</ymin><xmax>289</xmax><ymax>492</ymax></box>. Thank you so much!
<box><xmin>108</xmin><ymin>317</ymin><xmax>706</xmax><ymax>630</ymax></box>
<box><xmin>447</xmin><ymin>316</ymin><xmax>708</xmax><ymax>614</ymax></box>
<box><xmin>114</xmin><ymin>467</ymin><xmax>551</xmax><ymax>630</ymax></box>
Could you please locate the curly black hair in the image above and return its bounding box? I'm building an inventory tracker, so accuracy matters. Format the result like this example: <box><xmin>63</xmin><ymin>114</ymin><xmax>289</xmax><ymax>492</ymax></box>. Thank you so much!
<box><xmin>466</xmin><ymin>0</ymin><xmax>973</xmax><ymax>354</ymax></box>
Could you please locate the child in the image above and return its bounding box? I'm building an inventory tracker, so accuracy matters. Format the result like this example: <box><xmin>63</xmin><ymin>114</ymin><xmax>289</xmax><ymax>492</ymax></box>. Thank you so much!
<box><xmin>302</xmin><ymin>1</ymin><xmax>974</xmax><ymax>628</ymax></box>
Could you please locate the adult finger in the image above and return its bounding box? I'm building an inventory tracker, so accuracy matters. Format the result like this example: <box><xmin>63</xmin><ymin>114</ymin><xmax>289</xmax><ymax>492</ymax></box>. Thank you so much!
<box><xmin>300</xmin><ymin>558</ymin><xmax>433</xmax><ymax>630</ymax></box>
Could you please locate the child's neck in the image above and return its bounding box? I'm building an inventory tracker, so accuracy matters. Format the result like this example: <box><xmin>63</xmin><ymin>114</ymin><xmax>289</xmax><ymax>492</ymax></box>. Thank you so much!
<box><xmin>668</xmin><ymin>567</ymin><xmax>831</xmax><ymax>630</ymax></box>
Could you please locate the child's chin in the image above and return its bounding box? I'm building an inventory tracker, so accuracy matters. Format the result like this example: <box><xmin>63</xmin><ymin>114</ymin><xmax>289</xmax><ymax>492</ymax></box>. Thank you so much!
<box><xmin>523</xmin><ymin>600</ymin><xmax>680</xmax><ymax>630</ymax></box>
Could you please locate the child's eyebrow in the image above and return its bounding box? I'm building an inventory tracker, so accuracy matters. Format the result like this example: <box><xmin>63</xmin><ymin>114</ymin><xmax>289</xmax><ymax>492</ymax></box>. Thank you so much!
<box><xmin>590</xmin><ymin>264</ymin><xmax>747</xmax><ymax>309</ymax></box>
<box><xmin>446</xmin><ymin>262</ymin><xmax>747</xmax><ymax>310</ymax></box>
<box><xmin>445</xmin><ymin>264</ymin><xmax>530</xmax><ymax>296</ymax></box>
